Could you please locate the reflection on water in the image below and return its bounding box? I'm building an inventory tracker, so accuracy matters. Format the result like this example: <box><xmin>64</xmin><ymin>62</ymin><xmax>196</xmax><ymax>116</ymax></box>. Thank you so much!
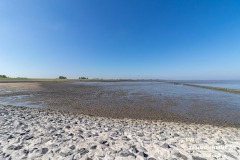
<box><xmin>179</xmin><ymin>80</ymin><xmax>240</xmax><ymax>90</ymax></box>
<box><xmin>72</xmin><ymin>81</ymin><xmax>240</xmax><ymax>125</ymax></box>
<box><xmin>1</xmin><ymin>81</ymin><xmax>240</xmax><ymax>126</ymax></box>
<box><xmin>0</xmin><ymin>94</ymin><xmax>44</xmax><ymax>108</ymax></box>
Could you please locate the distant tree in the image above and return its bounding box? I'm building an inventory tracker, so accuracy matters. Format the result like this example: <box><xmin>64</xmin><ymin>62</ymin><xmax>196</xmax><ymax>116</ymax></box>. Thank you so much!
<box><xmin>79</xmin><ymin>77</ymin><xmax>88</xmax><ymax>79</ymax></box>
<box><xmin>59</xmin><ymin>76</ymin><xmax>67</xmax><ymax>79</ymax></box>
<box><xmin>0</xmin><ymin>75</ymin><xmax>7</xmax><ymax>78</ymax></box>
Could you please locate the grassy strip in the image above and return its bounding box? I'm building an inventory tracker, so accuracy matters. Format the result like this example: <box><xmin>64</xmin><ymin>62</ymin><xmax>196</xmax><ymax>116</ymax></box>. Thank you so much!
<box><xmin>0</xmin><ymin>78</ymin><xmax>141</xmax><ymax>82</ymax></box>
<box><xmin>0</xmin><ymin>78</ymin><xmax>29</xmax><ymax>80</ymax></box>
<box><xmin>0</xmin><ymin>78</ymin><xmax>81</xmax><ymax>82</ymax></box>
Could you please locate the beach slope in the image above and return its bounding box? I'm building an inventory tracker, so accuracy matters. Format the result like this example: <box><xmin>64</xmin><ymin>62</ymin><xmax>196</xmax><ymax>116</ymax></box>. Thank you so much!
<box><xmin>0</xmin><ymin>105</ymin><xmax>239</xmax><ymax>160</ymax></box>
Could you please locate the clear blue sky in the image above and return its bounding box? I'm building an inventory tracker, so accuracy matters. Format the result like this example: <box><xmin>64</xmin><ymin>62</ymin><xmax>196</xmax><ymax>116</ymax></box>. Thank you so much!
<box><xmin>1</xmin><ymin>0</ymin><xmax>240</xmax><ymax>80</ymax></box>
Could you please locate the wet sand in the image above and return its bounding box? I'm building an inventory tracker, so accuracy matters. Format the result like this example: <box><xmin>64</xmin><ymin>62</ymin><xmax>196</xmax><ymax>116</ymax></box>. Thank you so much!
<box><xmin>0</xmin><ymin>82</ymin><xmax>42</xmax><ymax>95</ymax></box>
<box><xmin>1</xmin><ymin>82</ymin><xmax>240</xmax><ymax>159</ymax></box>
<box><xmin>0</xmin><ymin>81</ymin><xmax>240</xmax><ymax>127</ymax></box>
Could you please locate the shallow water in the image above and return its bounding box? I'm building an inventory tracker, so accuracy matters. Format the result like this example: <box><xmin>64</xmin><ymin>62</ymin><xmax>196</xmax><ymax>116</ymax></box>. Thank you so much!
<box><xmin>71</xmin><ymin>81</ymin><xmax>240</xmax><ymax>125</ymax></box>
<box><xmin>0</xmin><ymin>94</ymin><xmax>44</xmax><ymax>108</ymax></box>
<box><xmin>1</xmin><ymin>81</ymin><xmax>240</xmax><ymax>127</ymax></box>
<box><xmin>180</xmin><ymin>80</ymin><xmax>240</xmax><ymax>90</ymax></box>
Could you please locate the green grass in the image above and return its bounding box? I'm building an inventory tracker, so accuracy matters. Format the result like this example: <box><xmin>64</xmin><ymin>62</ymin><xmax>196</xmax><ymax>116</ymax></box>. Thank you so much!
<box><xmin>0</xmin><ymin>77</ymin><xmax>141</xmax><ymax>82</ymax></box>
<box><xmin>0</xmin><ymin>78</ymin><xmax>29</xmax><ymax>80</ymax></box>
<box><xmin>0</xmin><ymin>76</ymin><xmax>148</xmax><ymax>82</ymax></box>
<box><xmin>0</xmin><ymin>78</ymin><xmax>80</xmax><ymax>81</ymax></box>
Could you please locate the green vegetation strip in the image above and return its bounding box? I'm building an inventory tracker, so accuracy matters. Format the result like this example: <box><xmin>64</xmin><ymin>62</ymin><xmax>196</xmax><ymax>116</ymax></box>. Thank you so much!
<box><xmin>0</xmin><ymin>78</ymin><xmax>140</xmax><ymax>82</ymax></box>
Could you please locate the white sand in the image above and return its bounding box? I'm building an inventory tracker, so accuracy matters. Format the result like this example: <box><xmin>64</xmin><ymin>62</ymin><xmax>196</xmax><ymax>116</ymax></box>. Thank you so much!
<box><xmin>0</xmin><ymin>83</ymin><xmax>42</xmax><ymax>95</ymax></box>
<box><xmin>0</xmin><ymin>105</ymin><xmax>239</xmax><ymax>160</ymax></box>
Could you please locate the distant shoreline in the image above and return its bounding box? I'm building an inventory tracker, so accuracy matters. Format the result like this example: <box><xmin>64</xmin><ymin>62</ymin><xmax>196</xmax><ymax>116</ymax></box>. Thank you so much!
<box><xmin>0</xmin><ymin>78</ymin><xmax>144</xmax><ymax>83</ymax></box>
<box><xmin>1</xmin><ymin>78</ymin><xmax>240</xmax><ymax>94</ymax></box>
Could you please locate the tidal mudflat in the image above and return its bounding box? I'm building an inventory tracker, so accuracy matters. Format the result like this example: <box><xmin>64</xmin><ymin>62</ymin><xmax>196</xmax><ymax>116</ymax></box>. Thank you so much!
<box><xmin>0</xmin><ymin>81</ymin><xmax>240</xmax><ymax>127</ymax></box>
<box><xmin>0</xmin><ymin>81</ymin><xmax>240</xmax><ymax>159</ymax></box>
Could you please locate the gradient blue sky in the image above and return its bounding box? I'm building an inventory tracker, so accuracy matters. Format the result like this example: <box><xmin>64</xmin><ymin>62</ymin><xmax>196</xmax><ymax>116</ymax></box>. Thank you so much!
<box><xmin>0</xmin><ymin>0</ymin><xmax>240</xmax><ymax>80</ymax></box>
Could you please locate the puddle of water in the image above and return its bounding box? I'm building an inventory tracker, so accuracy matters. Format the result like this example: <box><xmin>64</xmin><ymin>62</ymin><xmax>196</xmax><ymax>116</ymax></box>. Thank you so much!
<box><xmin>0</xmin><ymin>94</ymin><xmax>43</xmax><ymax>108</ymax></box>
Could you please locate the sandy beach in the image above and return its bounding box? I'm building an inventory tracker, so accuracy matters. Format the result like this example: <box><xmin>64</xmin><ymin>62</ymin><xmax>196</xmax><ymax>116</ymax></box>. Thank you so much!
<box><xmin>2</xmin><ymin>0</ymin><xmax>240</xmax><ymax>159</ymax></box>
<box><xmin>1</xmin><ymin>81</ymin><xmax>240</xmax><ymax>159</ymax></box>
<box><xmin>0</xmin><ymin>105</ymin><xmax>240</xmax><ymax>160</ymax></box>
